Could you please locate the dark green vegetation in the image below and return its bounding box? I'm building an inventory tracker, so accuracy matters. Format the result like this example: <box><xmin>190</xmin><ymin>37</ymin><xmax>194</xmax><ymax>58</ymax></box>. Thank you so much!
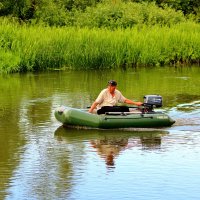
<box><xmin>0</xmin><ymin>0</ymin><xmax>200</xmax><ymax>73</ymax></box>
<box><xmin>0</xmin><ymin>0</ymin><xmax>200</xmax><ymax>25</ymax></box>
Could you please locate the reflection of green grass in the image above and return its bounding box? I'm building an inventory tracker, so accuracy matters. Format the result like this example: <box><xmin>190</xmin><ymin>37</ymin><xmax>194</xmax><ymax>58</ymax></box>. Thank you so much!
<box><xmin>177</xmin><ymin>107</ymin><xmax>196</xmax><ymax>112</ymax></box>
<box><xmin>0</xmin><ymin>19</ymin><xmax>200</xmax><ymax>73</ymax></box>
<box><xmin>177</xmin><ymin>101</ymin><xmax>200</xmax><ymax>112</ymax></box>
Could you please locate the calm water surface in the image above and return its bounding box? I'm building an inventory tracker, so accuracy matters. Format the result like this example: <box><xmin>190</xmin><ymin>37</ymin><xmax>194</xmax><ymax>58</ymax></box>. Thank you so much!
<box><xmin>0</xmin><ymin>67</ymin><xmax>200</xmax><ymax>200</ymax></box>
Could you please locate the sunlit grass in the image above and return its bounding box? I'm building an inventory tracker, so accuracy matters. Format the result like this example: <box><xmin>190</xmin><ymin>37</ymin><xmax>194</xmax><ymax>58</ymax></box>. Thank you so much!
<box><xmin>0</xmin><ymin>18</ymin><xmax>200</xmax><ymax>73</ymax></box>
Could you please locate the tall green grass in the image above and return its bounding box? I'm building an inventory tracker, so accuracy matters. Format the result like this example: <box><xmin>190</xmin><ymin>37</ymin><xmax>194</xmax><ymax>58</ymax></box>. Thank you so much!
<box><xmin>0</xmin><ymin>18</ymin><xmax>200</xmax><ymax>73</ymax></box>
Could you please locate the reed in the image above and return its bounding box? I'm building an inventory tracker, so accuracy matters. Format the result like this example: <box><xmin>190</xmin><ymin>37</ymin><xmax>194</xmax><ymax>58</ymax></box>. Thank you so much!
<box><xmin>0</xmin><ymin>19</ymin><xmax>200</xmax><ymax>73</ymax></box>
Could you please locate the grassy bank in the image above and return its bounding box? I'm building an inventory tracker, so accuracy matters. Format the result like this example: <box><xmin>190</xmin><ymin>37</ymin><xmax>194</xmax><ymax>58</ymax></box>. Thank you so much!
<box><xmin>0</xmin><ymin>19</ymin><xmax>200</xmax><ymax>73</ymax></box>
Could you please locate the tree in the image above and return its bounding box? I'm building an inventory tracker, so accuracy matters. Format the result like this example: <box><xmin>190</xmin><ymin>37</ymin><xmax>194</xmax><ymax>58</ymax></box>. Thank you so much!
<box><xmin>0</xmin><ymin>0</ymin><xmax>37</xmax><ymax>20</ymax></box>
<box><xmin>63</xmin><ymin>0</ymin><xmax>101</xmax><ymax>11</ymax></box>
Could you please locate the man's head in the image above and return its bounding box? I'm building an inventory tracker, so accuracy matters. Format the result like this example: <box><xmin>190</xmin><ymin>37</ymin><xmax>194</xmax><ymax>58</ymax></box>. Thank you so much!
<box><xmin>108</xmin><ymin>80</ymin><xmax>117</xmax><ymax>93</ymax></box>
<box><xmin>108</xmin><ymin>80</ymin><xmax>117</xmax><ymax>86</ymax></box>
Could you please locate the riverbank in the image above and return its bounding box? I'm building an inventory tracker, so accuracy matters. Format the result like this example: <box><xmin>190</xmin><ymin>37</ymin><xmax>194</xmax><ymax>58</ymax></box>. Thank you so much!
<box><xmin>0</xmin><ymin>20</ymin><xmax>200</xmax><ymax>73</ymax></box>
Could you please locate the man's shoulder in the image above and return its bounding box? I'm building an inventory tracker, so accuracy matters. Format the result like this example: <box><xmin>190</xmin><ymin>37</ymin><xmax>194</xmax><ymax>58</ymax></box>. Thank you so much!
<box><xmin>100</xmin><ymin>88</ymin><xmax>108</xmax><ymax>94</ymax></box>
<box><xmin>98</xmin><ymin>88</ymin><xmax>108</xmax><ymax>96</ymax></box>
<box><xmin>115</xmin><ymin>89</ymin><xmax>122</xmax><ymax>95</ymax></box>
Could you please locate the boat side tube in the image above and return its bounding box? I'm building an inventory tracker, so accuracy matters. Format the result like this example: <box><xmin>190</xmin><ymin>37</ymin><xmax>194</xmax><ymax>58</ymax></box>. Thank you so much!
<box><xmin>55</xmin><ymin>106</ymin><xmax>175</xmax><ymax>129</ymax></box>
<box><xmin>55</xmin><ymin>106</ymin><xmax>101</xmax><ymax>128</ymax></box>
<box><xmin>98</xmin><ymin>112</ymin><xmax>175</xmax><ymax>129</ymax></box>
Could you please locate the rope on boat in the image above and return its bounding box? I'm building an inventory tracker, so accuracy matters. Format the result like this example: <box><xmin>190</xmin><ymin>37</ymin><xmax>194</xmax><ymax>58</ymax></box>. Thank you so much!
<box><xmin>104</xmin><ymin>116</ymin><xmax>154</xmax><ymax>120</ymax></box>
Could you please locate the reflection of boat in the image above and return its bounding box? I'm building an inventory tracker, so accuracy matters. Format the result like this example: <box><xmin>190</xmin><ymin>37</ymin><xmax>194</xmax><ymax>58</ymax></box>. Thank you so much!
<box><xmin>54</xmin><ymin>126</ymin><xmax>168</xmax><ymax>167</ymax></box>
<box><xmin>54</xmin><ymin>106</ymin><xmax>175</xmax><ymax>129</ymax></box>
<box><xmin>54</xmin><ymin>125</ymin><xmax>168</xmax><ymax>139</ymax></box>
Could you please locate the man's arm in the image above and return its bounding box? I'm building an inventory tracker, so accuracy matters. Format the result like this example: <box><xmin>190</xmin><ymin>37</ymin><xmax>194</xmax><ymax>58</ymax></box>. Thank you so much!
<box><xmin>88</xmin><ymin>101</ymin><xmax>99</xmax><ymax>113</ymax></box>
<box><xmin>124</xmin><ymin>99</ymin><xmax>142</xmax><ymax>106</ymax></box>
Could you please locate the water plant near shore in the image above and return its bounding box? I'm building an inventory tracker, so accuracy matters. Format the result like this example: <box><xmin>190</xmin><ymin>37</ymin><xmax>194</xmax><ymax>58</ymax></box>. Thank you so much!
<box><xmin>0</xmin><ymin>19</ymin><xmax>200</xmax><ymax>73</ymax></box>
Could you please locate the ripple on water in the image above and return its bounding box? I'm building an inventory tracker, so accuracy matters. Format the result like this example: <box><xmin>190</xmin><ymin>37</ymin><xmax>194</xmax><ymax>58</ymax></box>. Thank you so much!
<box><xmin>167</xmin><ymin>100</ymin><xmax>200</xmax><ymax>132</ymax></box>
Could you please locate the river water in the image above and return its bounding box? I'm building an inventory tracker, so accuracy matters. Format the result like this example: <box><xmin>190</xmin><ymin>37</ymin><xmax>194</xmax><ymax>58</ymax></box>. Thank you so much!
<box><xmin>0</xmin><ymin>66</ymin><xmax>200</xmax><ymax>200</ymax></box>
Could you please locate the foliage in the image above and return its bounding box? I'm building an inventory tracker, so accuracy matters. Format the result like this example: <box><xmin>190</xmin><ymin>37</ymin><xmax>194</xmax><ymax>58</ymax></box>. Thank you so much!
<box><xmin>0</xmin><ymin>0</ymin><xmax>34</xmax><ymax>20</ymax></box>
<box><xmin>63</xmin><ymin>0</ymin><xmax>100</xmax><ymax>11</ymax></box>
<box><xmin>129</xmin><ymin>0</ymin><xmax>200</xmax><ymax>19</ymax></box>
<box><xmin>72</xmin><ymin>2</ymin><xmax>185</xmax><ymax>28</ymax></box>
<box><xmin>0</xmin><ymin>0</ymin><xmax>199</xmax><ymax>25</ymax></box>
<box><xmin>0</xmin><ymin>19</ymin><xmax>200</xmax><ymax>73</ymax></box>
<box><xmin>31</xmin><ymin>1</ymin><xmax>68</xmax><ymax>26</ymax></box>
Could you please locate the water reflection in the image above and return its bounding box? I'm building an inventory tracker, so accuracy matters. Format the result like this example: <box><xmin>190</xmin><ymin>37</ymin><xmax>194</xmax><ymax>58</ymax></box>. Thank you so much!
<box><xmin>90</xmin><ymin>137</ymin><xmax>129</xmax><ymax>167</ymax></box>
<box><xmin>54</xmin><ymin>126</ymin><xmax>168</xmax><ymax>168</ymax></box>
<box><xmin>1</xmin><ymin>67</ymin><xmax>200</xmax><ymax>199</ymax></box>
<box><xmin>0</xmin><ymin>107</ymin><xmax>26</xmax><ymax>199</ymax></box>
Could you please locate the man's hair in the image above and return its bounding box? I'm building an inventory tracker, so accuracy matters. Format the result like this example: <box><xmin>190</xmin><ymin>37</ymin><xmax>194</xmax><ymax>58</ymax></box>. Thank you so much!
<box><xmin>108</xmin><ymin>80</ymin><xmax>117</xmax><ymax>86</ymax></box>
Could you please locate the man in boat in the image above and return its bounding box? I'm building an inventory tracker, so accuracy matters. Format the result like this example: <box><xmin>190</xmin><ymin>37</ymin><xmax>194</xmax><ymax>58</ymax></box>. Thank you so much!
<box><xmin>88</xmin><ymin>80</ymin><xmax>142</xmax><ymax>114</ymax></box>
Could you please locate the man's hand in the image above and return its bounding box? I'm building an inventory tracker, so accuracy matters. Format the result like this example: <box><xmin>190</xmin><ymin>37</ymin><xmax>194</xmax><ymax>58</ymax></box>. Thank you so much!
<box><xmin>88</xmin><ymin>102</ymin><xmax>98</xmax><ymax>113</ymax></box>
<box><xmin>135</xmin><ymin>102</ymin><xmax>143</xmax><ymax>106</ymax></box>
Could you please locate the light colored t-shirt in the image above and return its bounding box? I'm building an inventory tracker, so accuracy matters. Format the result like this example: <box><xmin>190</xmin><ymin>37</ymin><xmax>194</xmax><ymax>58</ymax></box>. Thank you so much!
<box><xmin>95</xmin><ymin>89</ymin><xmax>126</xmax><ymax>110</ymax></box>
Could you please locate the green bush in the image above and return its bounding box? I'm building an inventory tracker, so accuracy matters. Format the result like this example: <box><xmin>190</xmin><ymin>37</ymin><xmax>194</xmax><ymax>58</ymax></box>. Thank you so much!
<box><xmin>31</xmin><ymin>1</ymin><xmax>68</xmax><ymax>26</ymax></box>
<box><xmin>72</xmin><ymin>2</ymin><xmax>185</xmax><ymax>29</ymax></box>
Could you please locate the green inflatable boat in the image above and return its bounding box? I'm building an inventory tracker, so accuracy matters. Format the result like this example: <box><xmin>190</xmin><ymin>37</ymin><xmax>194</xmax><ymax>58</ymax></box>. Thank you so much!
<box><xmin>54</xmin><ymin>106</ymin><xmax>175</xmax><ymax>129</ymax></box>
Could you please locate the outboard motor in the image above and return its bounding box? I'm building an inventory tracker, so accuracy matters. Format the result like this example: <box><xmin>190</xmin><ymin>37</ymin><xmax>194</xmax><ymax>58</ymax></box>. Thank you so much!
<box><xmin>143</xmin><ymin>95</ymin><xmax>162</xmax><ymax>112</ymax></box>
